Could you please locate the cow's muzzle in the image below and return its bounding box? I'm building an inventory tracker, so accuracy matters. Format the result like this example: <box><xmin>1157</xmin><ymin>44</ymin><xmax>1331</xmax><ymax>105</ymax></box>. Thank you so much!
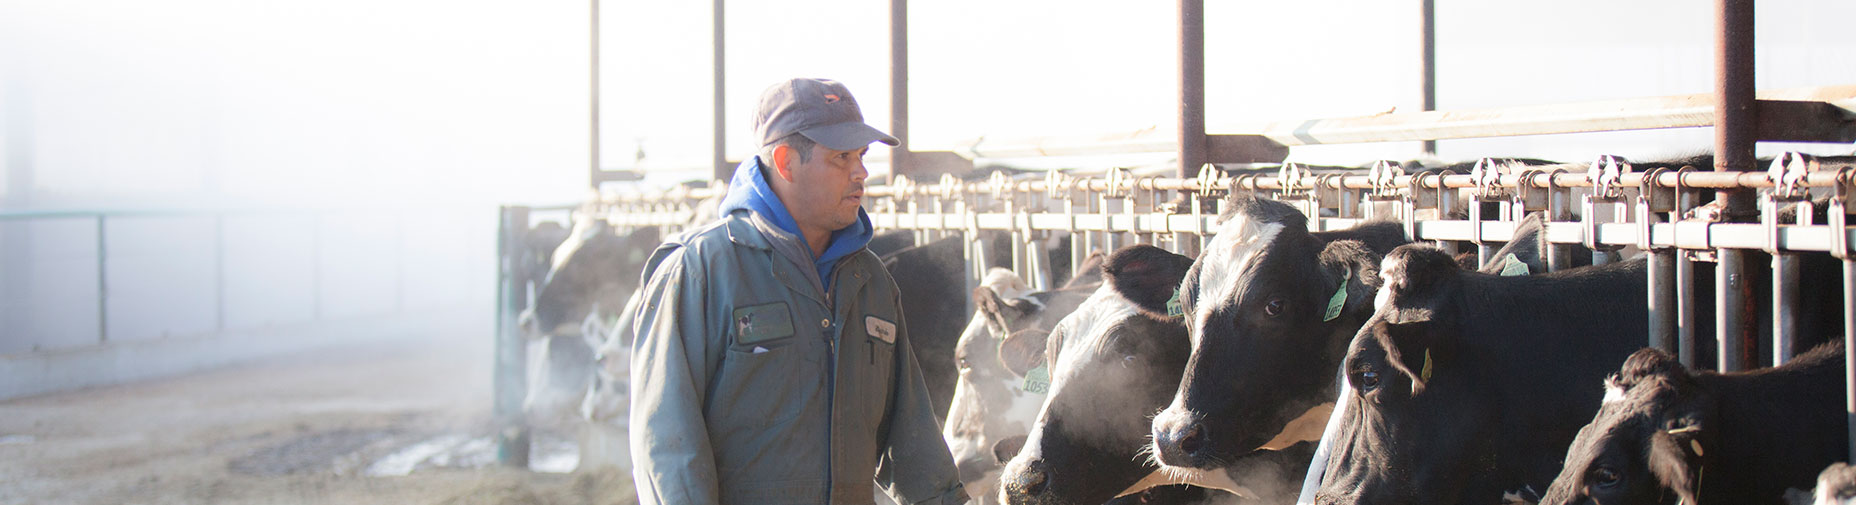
<box><xmin>1150</xmin><ymin>408</ymin><xmax>1214</xmax><ymax>468</ymax></box>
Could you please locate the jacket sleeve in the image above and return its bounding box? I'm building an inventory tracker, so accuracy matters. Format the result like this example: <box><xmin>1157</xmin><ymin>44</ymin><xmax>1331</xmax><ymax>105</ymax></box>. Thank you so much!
<box><xmin>874</xmin><ymin>291</ymin><xmax>969</xmax><ymax>505</ymax></box>
<box><xmin>629</xmin><ymin>246</ymin><xmax>723</xmax><ymax>505</ymax></box>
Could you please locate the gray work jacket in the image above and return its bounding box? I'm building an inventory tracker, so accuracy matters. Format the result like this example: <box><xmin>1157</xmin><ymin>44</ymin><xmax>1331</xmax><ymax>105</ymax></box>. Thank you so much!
<box><xmin>628</xmin><ymin>209</ymin><xmax>965</xmax><ymax>505</ymax></box>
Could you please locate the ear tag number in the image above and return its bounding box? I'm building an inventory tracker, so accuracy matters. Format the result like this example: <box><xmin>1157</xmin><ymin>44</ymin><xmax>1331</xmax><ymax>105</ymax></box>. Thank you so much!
<box><xmin>1022</xmin><ymin>362</ymin><xmax>1052</xmax><ymax>395</ymax></box>
<box><xmin>1323</xmin><ymin>270</ymin><xmax>1351</xmax><ymax>322</ymax></box>
<box><xmin>1166</xmin><ymin>289</ymin><xmax>1184</xmax><ymax>318</ymax></box>
<box><xmin>1499</xmin><ymin>253</ymin><xmax>1530</xmax><ymax>276</ymax></box>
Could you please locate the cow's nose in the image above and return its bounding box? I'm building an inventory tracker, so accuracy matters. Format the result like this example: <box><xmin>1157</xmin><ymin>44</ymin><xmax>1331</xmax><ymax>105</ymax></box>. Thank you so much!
<box><xmin>1151</xmin><ymin>409</ymin><xmax>1210</xmax><ymax>468</ymax></box>
<box><xmin>1002</xmin><ymin>458</ymin><xmax>1049</xmax><ymax>499</ymax></box>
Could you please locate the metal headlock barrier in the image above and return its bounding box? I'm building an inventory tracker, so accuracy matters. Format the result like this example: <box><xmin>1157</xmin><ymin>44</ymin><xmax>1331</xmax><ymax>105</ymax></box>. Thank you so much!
<box><xmin>567</xmin><ymin>150</ymin><xmax>1856</xmax><ymax>464</ymax></box>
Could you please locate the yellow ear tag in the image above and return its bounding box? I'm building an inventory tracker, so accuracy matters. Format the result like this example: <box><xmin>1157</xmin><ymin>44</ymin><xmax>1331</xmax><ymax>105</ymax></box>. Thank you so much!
<box><xmin>1166</xmin><ymin>288</ymin><xmax>1184</xmax><ymax>318</ymax></box>
<box><xmin>1499</xmin><ymin>253</ymin><xmax>1530</xmax><ymax>276</ymax></box>
<box><xmin>1323</xmin><ymin>270</ymin><xmax>1351</xmax><ymax>322</ymax></box>
<box><xmin>1022</xmin><ymin>362</ymin><xmax>1051</xmax><ymax>395</ymax></box>
<box><xmin>1688</xmin><ymin>439</ymin><xmax>1704</xmax><ymax>457</ymax></box>
<box><xmin>1420</xmin><ymin>348</ymin><xmax>1434</xmax><ymax>382</ymax></box>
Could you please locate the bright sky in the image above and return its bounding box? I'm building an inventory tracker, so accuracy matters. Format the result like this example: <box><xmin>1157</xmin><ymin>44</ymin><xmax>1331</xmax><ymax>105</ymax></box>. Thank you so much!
<box><xmin>3</xmin><ymin>0</ymin><xmax>1854</xmax><ymax>208</ymax></box>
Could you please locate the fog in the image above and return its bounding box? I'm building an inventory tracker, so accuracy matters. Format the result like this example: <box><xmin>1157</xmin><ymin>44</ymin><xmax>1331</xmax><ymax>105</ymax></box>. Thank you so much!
<box><xmin>2</xmin><ymin>0</ymin><xmax>1854</xmax><ymax>501</ymax></box>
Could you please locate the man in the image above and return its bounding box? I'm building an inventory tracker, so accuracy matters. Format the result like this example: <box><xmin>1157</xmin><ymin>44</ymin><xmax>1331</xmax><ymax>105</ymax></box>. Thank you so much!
<box><xmin>629</xmin><ymin>78</ymin><xmax>967</xmax><ymax>505</ymax></box>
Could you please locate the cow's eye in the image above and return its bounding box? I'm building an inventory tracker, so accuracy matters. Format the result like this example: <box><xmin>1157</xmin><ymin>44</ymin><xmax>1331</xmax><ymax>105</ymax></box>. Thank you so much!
<box><xmin>1121</xmin><ymin>354</ymin><xmax>1136</xmax><ymax>368</ymax></box>
<box><xmin>957</xmin><ymin>357</ymin><xmax>971</xmax><ymax>370</ymax></box>
<box><xmin>1358</xmin><ymin>370</ymin><xmax>1381</xmax><ymax>391</ymax></box>
<box><xmin>1590</xmin><ymin>465</ymin><xmax>1621</xmax><ymax>489</ymax></box>
<box><xmin>1263</xmin><ymin>298</ymin><xmax>1286</xmax><ymax>317</ymax></box>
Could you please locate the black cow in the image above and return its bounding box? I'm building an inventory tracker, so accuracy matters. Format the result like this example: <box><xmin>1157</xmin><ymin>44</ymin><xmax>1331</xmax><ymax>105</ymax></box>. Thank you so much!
<box><xmin>1542</xmin><ymin>342</ymin><xmax>1848</xmax><ymax>505</ymax></box>
<box><xmin>1313</xmin><ymin>246</ymin><xmax>1686</xmax><ymax>505</ymax></box>
<box><xmin>1146</xmin><ymin>195</ymin><xmax>1409</xmax><ymax>471</ymax></box>
<box><xmin>881</xmin><ymin>234</ymin><xmax>977</xmax><ymax>420</ymax></box>
<box><xmin>1001</xmin><ymin>245</ymin><xmax>1312</xmax><ymax>505</ymax></box>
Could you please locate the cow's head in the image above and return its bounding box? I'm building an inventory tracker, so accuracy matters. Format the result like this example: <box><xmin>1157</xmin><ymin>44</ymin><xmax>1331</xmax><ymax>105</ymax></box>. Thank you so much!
<box><xmin>528</xmin><ymin>222</ymin><xmax>658</xmax><ymax>338</ymax></box>
<box><xmin>1540</xmin><ymin>348</ymin><xmax>1716</xmax><ymax>505</ymax></box>
<box><xmin>1315</xmin><ymin>244</ymin><xmax>1499</xmax><ymax>505</ymax></box>
<box><xmin>1149</xmin><ymin>194</ymin><xmax>1386</xmax><ymax>470</ymax></box>
<box><xmin>943</xmin><ymin>269</ymin><xmax>1048</xmax><ymax>503</ymax></box>
<box><xmin>1002</xmin><ymin>245</ymin><xmax>1220</xmax><ymax>505</ymax></box>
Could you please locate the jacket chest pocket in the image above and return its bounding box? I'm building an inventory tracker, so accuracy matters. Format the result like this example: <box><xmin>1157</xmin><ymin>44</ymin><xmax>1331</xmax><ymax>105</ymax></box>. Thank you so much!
<box><xmin>730</xmin><ymin>302</ymin><xmax>796</xmax><ymax>349</ymax></box>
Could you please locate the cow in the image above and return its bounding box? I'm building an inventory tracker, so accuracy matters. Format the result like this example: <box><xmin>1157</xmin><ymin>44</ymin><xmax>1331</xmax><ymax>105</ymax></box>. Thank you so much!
<box><xmin>1541</xmin><ymin>342</ymin><xmax>1848</xmax><ymax>505</ymax></box>
<box><xmin>1145</xmin><ymin>195</ymin><xmax>1409</xmax><ymax>473</ymax></box>
<box><xmin>1310</xmin><ymin>243</ymin><xmax>1716</xmax><ymax>505</ymax></box>
<box><xmin>943</xmin><ymin>261</ymin><xmax>1106</xmax><ymax>504</ymax></box>
<box><xmin>521</xmin><ymin>218</ymin><xmax>661</xmax><ymax>426</ymax></box>
<box><xmin>999</xmin><ymin>245</ymin><xmax>1313</xmax><ymax>505</ymax></box>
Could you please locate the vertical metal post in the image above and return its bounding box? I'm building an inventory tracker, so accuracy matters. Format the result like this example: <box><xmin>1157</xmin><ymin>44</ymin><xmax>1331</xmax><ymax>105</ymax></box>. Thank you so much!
<box><xmin>1714</xmin><ymin>0</ymin><xmax>1756</xmax><ymax>372</ymax></box>
<box><xmin>889</xmin><ymin>0</ymin><xmax>910</xmax><ymax>176</ymax></box>
<box><xmin>711</xmin><ymin>0</ymin><xmax>730</xmax><ymax>182</ymax></box>
<box><xmin>96</xmin><ymin>215</ymin><xmax>108</xmax><ymax>344</ymax></box>
<box><xmin>1419</xmin><ymin>0</ymin><xmax>1437</xmax><ymax>155</ymax></box>
<box><xmin>1717</xmin><ymin>248</ymin><xmax>1748</xmax><ymax>371</ymax></box>
<box><xmin>1648</xmin><ymin>250</ymin><xmax>1677</xmax><ymax>353</ymax></box>
<box><xmin>1178</xmin><ymin>0</ymin><xmax>1205</xmax><ymax>179</ymax></box>
<box><xmin>1773</xmin><ymin>252</ymin><xmax>1798</xmax><ymax>365</ymax></box>
<box><xmin>1677</xmin><ymin>252</ymin><xmax>1698</xmax><ymax>367</ymax></box>
<box><xmin>495</xmin><ymin>206</ymin><xmax>532</xmax><ymax>468</ymax></box>
<box><xmin>1846</xmin><ymin>258</ymin><xmax>1856</xmax><ymax>463</ymax></box>
<box><xmin>590</xmin><ymin>0</ymin><xmax>601</xmax><ymax>189</ymax></box>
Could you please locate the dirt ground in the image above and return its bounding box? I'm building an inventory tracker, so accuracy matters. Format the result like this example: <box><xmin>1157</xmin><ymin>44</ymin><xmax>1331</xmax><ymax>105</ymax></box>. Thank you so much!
<box><xmin>0</xmin><ymin>336</ymin><xmax>637</xmax><ymax>505</ymax></box>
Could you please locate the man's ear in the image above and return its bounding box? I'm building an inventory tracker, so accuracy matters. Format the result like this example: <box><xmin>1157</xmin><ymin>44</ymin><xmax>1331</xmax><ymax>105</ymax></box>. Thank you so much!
<box><xmin>1103</xmin><ymin>244</ymin><xmax>1195</xmax><ymax>319</ymax></box>
<box><xmin>998</xmin><ymin>328</ymin><xmax>1050</xmax><ymax>377</ymax></box>
<box><xmin>1317</xmin><ymin>239</ymin><xmax>1382</xmax><ymax>322</ymax></box>
<box><xmin>768</xmin><ymin>144</ymin><xmax>797</xmax><ymax>182</ymax></box>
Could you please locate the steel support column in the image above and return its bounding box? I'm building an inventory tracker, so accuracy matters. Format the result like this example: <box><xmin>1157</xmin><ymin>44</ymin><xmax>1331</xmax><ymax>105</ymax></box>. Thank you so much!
<box><xmin>711</xmin><ymin>0</ymin><xmax>729</xmax><ymax>182</ymax></box>
<box><xmin>1178</xmin><ymin>0</ymin><xmax>1205</xmax><ymax>179</ymax></box>
<box><xmin>1419</xmin><ymin>0</ymin><xmax>1436</xmax><ymax>155</ymax></box>
<box><xmin>890</xmin><ymin>0</ymin><xmax>910</xmax><ymax>176</ymax></box>
<box><xmin>1714</xmin><ymin>0</ymin><xmax>1756</xmax><ymax>372</ymax></box>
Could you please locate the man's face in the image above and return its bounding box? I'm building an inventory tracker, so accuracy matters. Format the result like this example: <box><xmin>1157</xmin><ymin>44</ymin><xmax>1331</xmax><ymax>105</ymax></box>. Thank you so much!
<box><xmin>783</xmin><ymin>142</ymin><xmax>869</xmax><ymax>235</ymax></box>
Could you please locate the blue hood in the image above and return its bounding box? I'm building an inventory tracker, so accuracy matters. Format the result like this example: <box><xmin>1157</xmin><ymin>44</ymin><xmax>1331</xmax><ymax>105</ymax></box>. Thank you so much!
<box><xmin>717</xmin><ymin>157</ymin><xmax>874</xmax><ymax>286</ymax></box>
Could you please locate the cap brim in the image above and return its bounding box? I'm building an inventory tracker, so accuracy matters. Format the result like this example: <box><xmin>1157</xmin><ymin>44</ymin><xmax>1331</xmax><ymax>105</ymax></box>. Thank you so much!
<box><xmin>799</xmin><ymin>122</ymin><xmax>900</xmax><ymax>151</ymax></box>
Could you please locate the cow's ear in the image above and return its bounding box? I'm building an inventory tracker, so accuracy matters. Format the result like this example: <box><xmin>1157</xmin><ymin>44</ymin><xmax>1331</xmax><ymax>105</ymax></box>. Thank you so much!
<box><xmin>1063</xmin><ymin>251</ymin><xmax>1110</xmax><ymax>288</ymax></box>
<box><xmin>998</xmin><ymin>328</ymin><xmax>1050</xmax><ymax>377</ymax></box>
<box><xmin>1478</xmin><ymin>212</ymin><xmax>1547</xmax><ymax>275</ymax></box>
<box><xmin>1375</xmin><ymin>245</ymin><xmax>1459</xmax><ymax>325</ymax></box>
<box><xmin>974</xmin><ymin>286</ymin><xmax>1011</xmax><ymax>328</ymax></box>
<box><xmin>1317</xmin><ymin>239</ymin><xmax>1382</xmax><ymax>322</ymax></box>
<box><xmin>1104</xmin><ymin>245</ymin><xmax>1195</xmax><ymax>319</ymax></box>
<box><xmin>992</xmin><ymin>434</ymin><xmax>1029</xmax><ymax>463</ymax></box>
<box><xmin>1649</xmin><ymin>417</ymin><xmax>1708</xmax><ymax>505</ymax></box>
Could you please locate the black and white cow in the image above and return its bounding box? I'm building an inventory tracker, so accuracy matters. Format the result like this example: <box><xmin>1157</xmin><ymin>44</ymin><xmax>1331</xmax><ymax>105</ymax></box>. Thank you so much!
<box><xmin>881</xmin><ymin>234</ymin><xmax>974</xmax><ymax>420</ymax></box>
<box><xmin>1312</xmin><ymin>245</ymin><xmax>1673</xmax><ymax>505</ymax></box>
<box><xmin>522</xmin><ymin>219</ymin><xmax>661</xmax><ymax>425</ymax></box>
<box><xmin>1542</xmin><ymin>342</ymin><xmax>1848</xmax><ymax>505</ymax></box>
<box><xmin>1799</xmin><ymin>463</ymin><xmax>1856</xmax><ymax>505</ymax></box>
<box><xmin>1147</xmin><ymin>195</ymin><xmax>1408</xmax><ymax>471</ymax></box>
<box><xmin>1000</xmin><ymin>245</ymin><xmax>1312</xmax><ymax>505</ymax></box>
<box><xmin>943</xmin><ymin>268</ymin><xmax>1100</xmax><ymax>504</ymax></box>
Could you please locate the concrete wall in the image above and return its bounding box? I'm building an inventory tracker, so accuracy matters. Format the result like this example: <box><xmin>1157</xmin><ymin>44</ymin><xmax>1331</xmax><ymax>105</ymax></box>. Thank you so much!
<box><xmin>0</xmin><ymin>208</ymin><xmax>497</xmax><ymax>400</ymax></box>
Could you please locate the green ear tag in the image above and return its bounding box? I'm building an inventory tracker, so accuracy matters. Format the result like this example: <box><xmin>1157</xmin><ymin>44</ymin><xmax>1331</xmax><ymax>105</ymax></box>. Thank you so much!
<box><xmin>1499</xmin><ymin>253</ymin><xmax>1530</xmax><ymax>277</ymax></box>
<box><xmin>1420</xmin><ymin>348</ymin><xmax>1434</xmax><ymax>382</ymax></box>
<box><xmin>1166</xmin><ymin>288</ymin><xmax>1184</xmax><ymax>318</ymax></box>
<box><xmin>1022</xmin><ymin>363</ymin><xmax>1052</xmax><ymax>395</ymax></box>
<box><xmin>1323</xmin><ymin>270</ymin><xmax>1351</xmax><ymax>322</ymax></box>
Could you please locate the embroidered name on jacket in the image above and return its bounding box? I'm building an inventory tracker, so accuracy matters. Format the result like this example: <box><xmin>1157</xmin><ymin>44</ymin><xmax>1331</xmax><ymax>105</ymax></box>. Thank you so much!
<box><xmin>733</xmin><ymin>302</ymin><xmax>795</xmax><ymax>344</ymax></box>
<box><xmin>865</xmin><ymin>316</ymin><xmax>897</xmax><ymax>344</ymax></box>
